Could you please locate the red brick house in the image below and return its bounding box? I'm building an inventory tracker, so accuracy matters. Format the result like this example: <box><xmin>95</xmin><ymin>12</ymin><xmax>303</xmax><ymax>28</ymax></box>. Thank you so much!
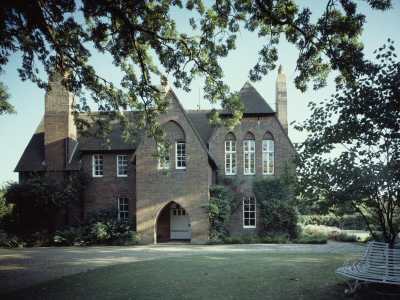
<box><xmin>15</xmin><ymin>66</ymin><xmax>293</xmax><ymax>244</ymax></box>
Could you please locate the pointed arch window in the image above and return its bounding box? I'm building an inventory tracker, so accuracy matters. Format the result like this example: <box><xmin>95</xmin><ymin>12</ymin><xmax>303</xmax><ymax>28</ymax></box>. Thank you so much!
<box><xmin>263</xmin><ymin>132</ymin><xmax>274</xmax><ymax>175</ymax></box>
<box><xmin>244</xmin><ymin>132</ymin><xmax>255</xmax><ymax>175</ymax></box>
<box><xmin>163</xmin><ymin>120</ymin><xmax>186</xmax><ymax>170</ymax></box>
<box><xmin>225</xmin><ymin>132</ymin><xmax>236</xmax><ymax>175</ymax></box>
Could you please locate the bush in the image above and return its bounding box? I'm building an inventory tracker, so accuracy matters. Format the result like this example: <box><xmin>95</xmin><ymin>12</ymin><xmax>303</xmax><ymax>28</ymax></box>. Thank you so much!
<box><xmin>27</xmin><ymin>230</ymin><xmax>53</xmax><ymax>247</ymax></box>
<box><xmin>301</xmin><ymin>214</ymin><xmax>366</xmax><ymax>230</ymax></box>
<box><xmin>52</xmin><ymin>208</ymin><xmax>140</xmax><ymax>247</ymax></box>
<box><xmin>0</xmin><ymin>235</ymin><xmax>24</xmax><ymax>248</ymax></box>
<box><xmin>253</xmin><ymin>178</ymin><xmax>300</xmax><ymax>239</ymax></box>
<box><xmin>365</xmin><ymin>232</ymin><xmax>385</xmax><ymax>243</ymax></box>
<box><xmin>204</xmin><ymin>185</ymin><xmax>233</xmax><ymax>240</ymax></box>
<box><xmin>293</xmin><ymin>235</ymin><xmax>328</xmax><ymax>244</ymax></box>
<box><xmin>301</xmin><ymin>225</ymin><xmax>357</xmax><ymax>242</ymax></box>
<box><xmin>53</xmin><ymin>226</ymin><xmax>87</xmax><ymax>246</ymax></box>
<box><xmin>262</xmin><ymin>234</ymin><xmax>290</xmax><ymax>244</ymax></box>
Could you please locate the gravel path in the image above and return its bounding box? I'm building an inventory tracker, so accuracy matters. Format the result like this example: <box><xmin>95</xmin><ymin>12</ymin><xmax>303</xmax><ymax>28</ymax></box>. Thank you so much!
<box><xmin>0</xmin><ymin>241</ymin><xmax>364</xmax><ymax>295</ymax></box>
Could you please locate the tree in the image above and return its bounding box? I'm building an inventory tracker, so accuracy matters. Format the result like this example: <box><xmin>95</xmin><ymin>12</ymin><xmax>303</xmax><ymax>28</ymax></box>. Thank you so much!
<box><xmin>0</xmin><ymin>79</ymin><xmax>14</xmax><ymax>115</ymax></box>
<box><xmin>295</xmin><ymin>40</ymin><xmax>400</xmax><ymax>247</ymax></box>
<box><xmin>2</xmin><ymin>172</ymin><xmax>90</xmax><ymax>236</ymax></box>
<box><xmin>0</xmin><ymin>0</ymin><xmax>393</xmax><ymax>146</ymax></box>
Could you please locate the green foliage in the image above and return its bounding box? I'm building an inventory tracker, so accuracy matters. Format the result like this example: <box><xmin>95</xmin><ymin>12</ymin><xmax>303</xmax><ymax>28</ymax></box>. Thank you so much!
<box><xmin>0</xmin><ymin>176</ymin><xmax>140</xmax><ymax>248</ymax></box>
<box><xmin>0</xmin><ymin>79</ymin><xmax>14</xmax><ymax>115</ymax></box>
<box><xmin>253</xmin><ymin>177</ymin><xmax>300</xmax><ymax>239</ymax></box>
<box><xmin>301</xmin><ymin>214</ymin><xmax>366</xmax><ymax>230</ymax></box>
<box><xmin>53</xmin><ymin>207</ymin><xmax>139</xmax><ymax>247</ymax></box>
<box><xmin>0</xmin><ymin>1</ymin><xmax>392</xmax><ymax>151</ymax></box>
<box><xmin>0</xmin><ymin>235</ymin><xmax>24</xmax><ymax>248</ymax></box>
<box><xmin>261</xmin><ymin>234</ymin><xmax>290</xmax><ymax>244</ymax></box>
<box><xmin>0</xmin><ymin>187</ymin><xmax>13</xmax><ymax>223</ymax></box>
<box><xmin>204</xmin><ymin>185</ymin><xmax>233</xmax><ymax>242</ymax></box>
<box><xmin>295</xmin><ymin>41</ymin><xmax>400</xmax><ymax>247</ymax></box>
<box><xmin>301</xmin><ymin>225</ymin><xmax>358</xmax><ymax>243</ymax></box>
<box><xmin>293</xmin><ymin>235</ymin><xmax>328</xmax><ymax>245</ymax></box>
<box><xmin>2</xmin><ymin>177</ymin><xmax>63</xmax><ymax>236</ymax></box>
<box><xmin>53</xmin><ymin>226</ymin><xmax>86</xmax><ymax>247</ymax></box>
<box><xmin>2</xmin><ymin>172</ymin><xmax>90</xmax><ymax>237</ymax></box>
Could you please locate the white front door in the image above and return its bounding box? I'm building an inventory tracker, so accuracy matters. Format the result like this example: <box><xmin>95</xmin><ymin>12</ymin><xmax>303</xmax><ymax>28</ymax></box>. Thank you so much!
<box><xmin>170</xmin><ymin>204</ymin><xmax>190</xmax><ymax>239</ymax></box>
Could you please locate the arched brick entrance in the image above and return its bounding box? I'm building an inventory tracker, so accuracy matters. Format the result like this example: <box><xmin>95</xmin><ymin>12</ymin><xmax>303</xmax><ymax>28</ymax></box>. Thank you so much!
<box><xmin>156</xmin><ymin>201</ymin><xmax>191</xmax><ymax>243</ymax></box>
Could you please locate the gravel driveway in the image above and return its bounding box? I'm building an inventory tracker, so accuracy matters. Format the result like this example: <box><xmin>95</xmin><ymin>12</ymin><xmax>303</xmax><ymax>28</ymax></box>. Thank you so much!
<box><xmin>0</xmin><ymin>241</ymin><xmax>364</xmax><ymax>295</ymax></box>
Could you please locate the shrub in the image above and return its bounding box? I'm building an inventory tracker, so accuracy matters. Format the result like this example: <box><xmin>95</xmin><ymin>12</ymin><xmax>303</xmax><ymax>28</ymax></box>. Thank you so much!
<box><xmin>293</xmin><ymin>235</ymin><xmax>328</xmax><ymax>244</ymax></box>
<box><xmin>243</xmin><ymin>236</ymin><xmax>262</xmax><ymax>244</ymax></box>
<box><xmin>0</xmin><ymin>235</ymin><xmax>24</xmax><ymax>248</ymax></box>
<box><xmin>53</xmin><ymin>226</ymin><xmax>87</xmax><ymax>246</ymax></box>
<box><xmin>28</xmin><ymin>230</ymin><xmax>53</xmax><ymax>247</ymax></box>
<box><xmin>253</xmin><ymin>178</ymin><xmax>300</xmax><ymax>239</ymax></box>
<box><xmin>204</xmin><ymin>185</ymin><xmax>233</xmax><ymax>240</ymax></box>
<box><xmin>302</xmin><ymin>225</ymin><xmax>357</xmax><ymax>242</ymax></box>
<box><xmin>301</xmin><ymin>214</ymin><xmax>366</xmax><ymax>230</ymax></box>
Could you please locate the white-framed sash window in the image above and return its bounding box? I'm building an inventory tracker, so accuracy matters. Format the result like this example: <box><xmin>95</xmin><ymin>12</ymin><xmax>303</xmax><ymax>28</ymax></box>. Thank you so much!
<box><xmin>262</xmin><ymin>140</ymin><xmax>274</xmax><ymax>175</ymax></box>
<box><xmin>118</xmin><ymin>197</ymin><xmax>129</xmax><ymax>219</ymax></box>
<box><xmin>93</xmin><ymin>154</ymin><xmax>103</xmax><ymax>177</ymax></box>
<box><xmin>244</xmin><ymin>140</ymin><xmax>255</xmax><ymax>175</ymax></box>
<box><xmin>176</xmin><ymin>142</ymin><xmax>186</xmax><ymax>169</ymax></box>
<box><xmin>243</xmin><ymin>197</ymin><xmax>256</xmax><ymax>228</ymax></box>
<box><xmin>225</xmin><ymin>140</ymin><xmax>236</xmax><ymax>175</ymax></box>
<box><xmin>117</xmin><ymin>155</ymin><xmax>128</xmax><ymax>177</ymax></box>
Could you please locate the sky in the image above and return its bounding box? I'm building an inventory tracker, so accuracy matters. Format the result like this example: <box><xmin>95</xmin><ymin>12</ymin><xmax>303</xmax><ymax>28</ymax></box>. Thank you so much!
<box><xmin>1</xmin><ymin>1</ymin><xmax>399</xmax><ymax>186</ymax></box>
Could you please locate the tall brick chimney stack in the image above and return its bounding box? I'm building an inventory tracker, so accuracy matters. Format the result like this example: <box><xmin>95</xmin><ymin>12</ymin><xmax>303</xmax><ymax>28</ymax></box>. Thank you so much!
<box><xmin>275</xmin><ymin>65</ymin><xmax>288</xmax><ymax>135</ymax></box>
<box><xmin>44</xmin><ymin>71</ymin><xmax>77</xmax><ymax>173</ymax></box>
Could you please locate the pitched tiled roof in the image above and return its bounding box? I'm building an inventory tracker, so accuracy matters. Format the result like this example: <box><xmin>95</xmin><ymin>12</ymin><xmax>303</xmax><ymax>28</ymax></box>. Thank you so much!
<box><xmin>14</xmin><ymin>119</ymin><xmax>46</xmax><ymax>172</ymax></box>
<box><xmin>220</xmin><ymin>81</ymin><xmax>275</xmax><ymax>116</ymax></box>
<box><xmin>15</xmin><ymin>82</ymin><xmax>272</xmax><ymax>173</ymax></box>
<box><xmin>186</xmin><ymin>110</ymin><xmax>215</xmax><ymax>144</ymax></box>
<box><xmin>15</xmin><ymin>113</ymin><xmax>139</xmax><ymax>173</ymax></box>
<box><xmin>79</xmin><ymin>114</ymin><xmax>139</xmax><ymax>152</ymax></box>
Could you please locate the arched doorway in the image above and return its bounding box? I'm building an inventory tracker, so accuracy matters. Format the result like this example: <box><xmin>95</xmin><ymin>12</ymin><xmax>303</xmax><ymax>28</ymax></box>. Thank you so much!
<box><xmin>156</xmin><ymin>202</ymin><xmax>191</xmax><ymax>243</ymax></box>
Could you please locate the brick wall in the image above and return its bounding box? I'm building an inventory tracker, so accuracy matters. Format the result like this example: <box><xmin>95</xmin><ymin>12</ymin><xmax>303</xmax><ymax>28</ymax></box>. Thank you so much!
<box><xmin>135</xmin><ymin>89</ymin><xmax>211</xmax><ymax>244</ymax></box>
<box><xmin>82</xmin><ymin>152</ymin><xmax>136</xmax><ymax>221</ymax></box>
<box><xmin>210</xmin><ymin>115</ymin><xmax>294</xmax><ymax>237</ymax></box>
<box><xmin>44</xmin><ymin>72</ymin><xmax>77</xmax><ymax>172</ymax></box>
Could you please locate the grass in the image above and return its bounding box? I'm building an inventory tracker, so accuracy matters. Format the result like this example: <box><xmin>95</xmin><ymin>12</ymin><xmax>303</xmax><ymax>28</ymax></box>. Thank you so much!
<box><xmin>2</xmin><ymin>252</ymin><xmax>399</xmax><ymax>299</ymax></box>
<box><xmin>345</xmin><ymin>230</ymin><xmax>371</xmax><ymax>241</ymax></box>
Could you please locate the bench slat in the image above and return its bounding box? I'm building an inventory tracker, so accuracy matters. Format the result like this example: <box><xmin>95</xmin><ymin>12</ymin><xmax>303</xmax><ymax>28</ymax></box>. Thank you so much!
<box><xmin>335</xmin><ymin>241</ymin><xmax>400</xmax><ymax>294</ymax></box>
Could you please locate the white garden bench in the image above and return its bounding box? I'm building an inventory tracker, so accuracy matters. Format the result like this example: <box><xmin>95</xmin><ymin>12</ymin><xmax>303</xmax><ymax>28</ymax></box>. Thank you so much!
<box><xmin>335</xmin><ymin>241</ymin><xmax>400</xmax><ymax>294</ymax></box>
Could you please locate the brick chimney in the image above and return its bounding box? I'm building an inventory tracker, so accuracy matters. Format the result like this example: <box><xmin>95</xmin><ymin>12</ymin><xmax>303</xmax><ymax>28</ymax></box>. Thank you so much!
<box><xmin>44</xmin><ymin>71</ymin><xmax>77</xmax><ymax>173</ymax></box>
<box><xmin>275</xmin><ymin>65</ymin><xmax>288</xmax><ymax>134</ymax></box>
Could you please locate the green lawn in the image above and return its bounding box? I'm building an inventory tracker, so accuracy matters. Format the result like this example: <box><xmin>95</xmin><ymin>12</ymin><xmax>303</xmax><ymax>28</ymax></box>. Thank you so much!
<box><xmin>2</xmin><ymin>252</ymin><xmax>398</xmax><ymax>299</ymax></box>
<box><xmin>345</xmin><ymin>230</ymin><xmax>371</xmax><ymax>241</ymax></box>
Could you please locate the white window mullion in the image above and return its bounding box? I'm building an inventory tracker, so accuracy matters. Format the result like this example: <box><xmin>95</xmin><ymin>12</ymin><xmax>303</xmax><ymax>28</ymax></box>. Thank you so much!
<box><xmin>225</xmin><ymin>140</ymin><xmax>236</xmax><ymax>175</ymax></box>
<box><xmin>244</xmin><ymin>140</ymin><xmax>255</xmax><ymax>175</ymax></box>
<box><xmin>262</xmin><ymin>140</ymin><xmax>274</xmax><ymax>175</ymax></box>
<box><xmin>93</xmin><ymin>154</ymin><xmax>103</xmax><ymax>177</ymax></box>
<box><xmin>118</xmin><ymin>197</ymin><xmax>129</xmax><ymax>219</ymax></box>
<box><xmin>117</xmin><ymin>155</ymin><xmax>128</xmax><ymax>177</ymax></box>
<box><xmin>243</xmin><ymin>197</ymin><xmax>256</xmax><ymax>228</ymax></box>
<box><xmin>176</xmin><ymin>142</ymin><xmax>186</xmax><ymax>169</ymax></box>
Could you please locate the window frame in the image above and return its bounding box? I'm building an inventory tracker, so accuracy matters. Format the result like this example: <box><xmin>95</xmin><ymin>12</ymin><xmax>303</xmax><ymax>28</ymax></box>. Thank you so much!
<box><xmin>175</xmin><ymin>141</ymin><xmax>186</xmax><ymax>169</ymax></box>
<box><xmin>118</xmin><ymin>197</ymin><xmax>129</xmax><ymax>219</ymax></box>
<box><xmin>225</xmin><ymin>140</ymin><xmax>237</xmax><ymax>175</ymax></box>
<box><xmin>243</xmin><ymin>140</ymin><xmax>255</xmax><ymax>175</ymax></box>
<box><xmin>262</xmin><ymin>140</ymin><xmax>274</xmax><ymax>175</ymax></box>
<box><xmin>117</xmin><ymin>155</ymin><xmax>128</xmax><ymax>177</ymax></box>
<box><xmin>92</xmin><ymin>154</ymin><xmax>103</xmax><ymax>177</ymax></box>
<box><xmin>243</xmin><ymin>197</ymin><xmax>256</xmax><ymax>228</ymax></box>
<box><xmin>158</xmin><ymin>148</ymin><xmax>170</xmax><ymax>170</ymax></box>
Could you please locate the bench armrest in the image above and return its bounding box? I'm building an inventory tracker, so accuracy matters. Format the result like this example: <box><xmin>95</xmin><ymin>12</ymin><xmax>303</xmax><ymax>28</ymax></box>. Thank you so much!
<box><xmin>342</xmin><ymin>259</ymin><xmax>366</xmax><ymax>271</ymax></box>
